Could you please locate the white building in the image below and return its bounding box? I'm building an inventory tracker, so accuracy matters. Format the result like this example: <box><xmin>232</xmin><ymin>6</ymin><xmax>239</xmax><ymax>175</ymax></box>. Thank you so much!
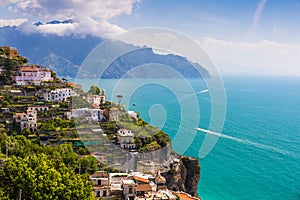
<box><xmin>67</xmin><ymin>108</ymin><xmax>104</xmax><ymax>121</ymax></box>
<box><xmin>117</xmin><ymin>128</ymin><xmax>135</xmax><ymax>149</ymax></box>
<box><xmin>128</xmin><ymin>111</ymin><xmax>138</xmax><ymax>122</ymax></box>
<box><xmin>27</xmin><ymin>106</ymin><xmax>49</xmax><ymax>112</ymax></box>
<box><xmin>43</xmin><ymin>88</ymin><xmax>75</xmax><ymax>102</ymax></box>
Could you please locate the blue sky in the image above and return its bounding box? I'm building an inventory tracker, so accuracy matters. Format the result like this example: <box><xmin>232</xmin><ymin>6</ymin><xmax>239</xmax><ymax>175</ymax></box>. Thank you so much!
<box><xmin>113</xmin><ymin>0</ymin><xmax>300</xmax><ymax>43</ymax></box>
<box><xmin>0</xmin><ymin>0</ymin><xmax>299</xmax><ymax>76</ymax></box>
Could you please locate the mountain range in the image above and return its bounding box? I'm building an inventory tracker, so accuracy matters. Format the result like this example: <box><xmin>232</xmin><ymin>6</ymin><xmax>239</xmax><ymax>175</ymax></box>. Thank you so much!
<box><xmin>0</xmin><ymin>26</ymin><xmax>209</xmax><ymax>79</ymax></box>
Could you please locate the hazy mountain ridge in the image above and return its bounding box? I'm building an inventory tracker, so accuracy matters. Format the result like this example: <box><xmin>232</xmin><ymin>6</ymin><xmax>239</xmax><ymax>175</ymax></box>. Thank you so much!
<box><xmin>105</xmin><ymin>47</ymin><xmax>209</xmax><ymax>79</ymax></box>
<box><xmin>0</xmin><ymin>26</ymin><xmax>209</xmax><ymax>79</ymax></box>
<box><xmin>0</xmin><ymin>26</ymin><xmax>102</xmax><ymax>68</ymax></box>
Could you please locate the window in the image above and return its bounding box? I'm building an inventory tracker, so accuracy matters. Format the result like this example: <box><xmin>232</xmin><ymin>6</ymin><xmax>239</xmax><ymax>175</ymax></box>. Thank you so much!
<box><xmin>129</xmin><ymin>187</ymin><xmax>133</xmax><ymax>194</ymax></box>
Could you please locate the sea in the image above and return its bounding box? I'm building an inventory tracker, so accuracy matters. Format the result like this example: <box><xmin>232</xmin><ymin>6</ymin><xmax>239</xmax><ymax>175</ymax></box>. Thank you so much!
<box><xmin>74</xmin><ymin>76</ymin><xmax>300</xmax><ymax>200</ymax></box>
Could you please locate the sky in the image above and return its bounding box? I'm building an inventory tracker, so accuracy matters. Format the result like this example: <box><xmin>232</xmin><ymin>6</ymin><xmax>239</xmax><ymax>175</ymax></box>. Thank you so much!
<box><xmin>0</xmin><ymin>0</ymin><xmax>299</xmax><ymax>76</ymax></box>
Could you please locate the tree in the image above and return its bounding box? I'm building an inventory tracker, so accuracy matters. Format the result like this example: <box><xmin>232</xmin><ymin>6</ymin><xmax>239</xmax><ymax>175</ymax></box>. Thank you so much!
<box><xmin>134</xmin><ymin>137</ymin><xmax>142</xmax><ymax>149</ymax></box>
<box><xmin>57</xmin><ymin>143</ymin><xmax>79</xmax><ymax>169</ymax></box>
<box><xmin>0</xmin><ymin>188</ymin><xmax>9</xmax><ymax>200</ymax></box>
<box><xmin>78</xmin><ymin>147</ymin><xmax>88</xmax><ymax>155</ymax></box>
<box><xmin>62</xmin><ymin>77</ymin><xmax>68</xmax><ymax>83</ymax></box>
<box><xmin>154</xmin><ymin>131</ymin><xmax>170</xmax><ymax>147</ymax></box>
<box><xmin>79</xmin><ymin>155</ymin><xmax>98</xmax><ymax>174</ymax></box>
<box><xmin>2</xmin><ymin>100</ymin><xmax>9</xmax><ymax>107</ymax></box>
<box><xmin>0</xmin><ymin>154</ymin><xmax>96</xmax><ymax>200</ymax></box>
<box><xmin>88</xmin><ymin>85</ymin><xmax>100</xmax><ymax>95</ymax></box>
<box><xmin>116</xmin><ymin>94</ymin><xmax>123</xmax><ymax>105</ymax></box>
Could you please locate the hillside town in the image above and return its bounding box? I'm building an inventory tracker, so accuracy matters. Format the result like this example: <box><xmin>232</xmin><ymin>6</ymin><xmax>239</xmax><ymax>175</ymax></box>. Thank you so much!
<box><xmin>89</xmin><ymin>169</ymin><xmax>200</xmax><ymax>200</ymax></box>
<box><xmin>0</xmin><ymin>46</ymin><xmax>200</xmax><ymax>199</ymax></box>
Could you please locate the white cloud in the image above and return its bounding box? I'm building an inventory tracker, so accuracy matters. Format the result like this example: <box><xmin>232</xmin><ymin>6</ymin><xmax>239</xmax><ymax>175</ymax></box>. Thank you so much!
<box><xmin>18</xmin><ymin>18</ymin><xmax>125</xmax><ymax>37</ymax></box>
<box><xmin>2</xmin><ymin>0</ymin><xmax>139</xmax><ymax>37</ymax></box>
<box><xmin>0</xmin><ymin>18</ymin><xmax>27</xmax><ymax>26</ymax></box>
<box><xmin>0</xmin><ymin>0</ymin><xmax>18</xmax><ymax>7</ymax></box>
<box><xmin>200</xmin><ymin>37</ymin><xmax>300</xmax><ymax>76</ymax></box>
<box><xmin>19</xmin><ymin>22</ymin><xmax>76</xmax><ymax>36</ymax></box>
<box><xmin>247</xmin><ymin>0</ymin><xmax>267</xmax><ymax>39</ymax></box>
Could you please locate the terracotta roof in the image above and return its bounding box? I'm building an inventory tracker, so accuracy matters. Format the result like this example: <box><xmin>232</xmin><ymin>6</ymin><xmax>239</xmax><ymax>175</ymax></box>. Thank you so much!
<box><xmin>20</xmin><ymin>67</ymin><xmax>38</xmax><ymax>72</ymax></box>
<box><xmin>110</xmin><ymin>107</ymin><xmax>119</xmax><ymax>111</ymax></box>
<box><xmin>119</xmin><ymin>128</ymin><xmax>131</xmax><ymax>131</ymax></box>
<box><xmin>134</xmin><ymin>176</ymin><xmax>149</xmax><ymax>183</ymax></box>
<box><xmin>14</xmin><ymin>112</ymin><xmax>25</xmax><ymax>116</ymax></box>
<box><xmin>92</xmin><ymin>104</ymin><xmax>99</xmax><ymax>109</ymax></box>
<box><xmin>136</xmin><ymin>184</ymin><xmax>152</xmax><ymax>192</ymax></box>
<box><xmin>175</xmin><ymin>192</ymin><xmax>200</xmax><ymax>200</ymax></box>
<box><xmin>66</xmin><ymin>82</ymin><xmax>75</xmax><ymax>87</ymax></box>
<box><xmin>93</xmin><ymin>186</ymin><xmax>109</xmax><ymax>190</ymax></box>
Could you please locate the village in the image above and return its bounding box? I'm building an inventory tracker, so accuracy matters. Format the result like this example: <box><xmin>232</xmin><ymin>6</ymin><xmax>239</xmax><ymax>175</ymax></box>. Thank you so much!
<box><xmin>0</xmin><ymin>46</ymin><xmax>200</xmax><ymax>200</ymax></box>
<box><xmin>89</xmin><ymin>169</ymin><xmax>200</xmax><ymax>200</ymax></box>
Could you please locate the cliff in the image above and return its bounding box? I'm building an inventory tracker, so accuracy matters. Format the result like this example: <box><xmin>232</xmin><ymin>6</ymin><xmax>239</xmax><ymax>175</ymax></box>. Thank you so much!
<box><xmin>162</xmin><ymin>156</ymin><xmax>201</xmax><ymax>197</ymax></box>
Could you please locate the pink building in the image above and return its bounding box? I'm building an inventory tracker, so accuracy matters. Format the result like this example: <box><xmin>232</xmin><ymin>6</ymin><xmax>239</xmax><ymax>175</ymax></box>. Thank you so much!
<box><xmin>14</xmin><ymin>66</ymin><xmax>53</xmax><ymax>86</ymax></box>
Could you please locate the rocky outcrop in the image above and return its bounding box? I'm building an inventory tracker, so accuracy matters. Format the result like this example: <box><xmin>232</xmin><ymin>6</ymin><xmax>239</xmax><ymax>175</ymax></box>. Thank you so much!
<box><xmin>162</xmin><ymin>156</ymin><xmax>200</xmax><ymax>197</ymax></box>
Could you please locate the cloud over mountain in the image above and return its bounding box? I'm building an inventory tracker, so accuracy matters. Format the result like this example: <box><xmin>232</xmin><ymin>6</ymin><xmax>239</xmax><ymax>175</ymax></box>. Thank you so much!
<box><xmin>0</xmin><ymin>0</ymin><xmax>139</xmax><ymax>37</ymax></box>
<box><xmin>0</xmin><ymin>18</ymin><xmax>27</xmax><ymax>26</ymax></box>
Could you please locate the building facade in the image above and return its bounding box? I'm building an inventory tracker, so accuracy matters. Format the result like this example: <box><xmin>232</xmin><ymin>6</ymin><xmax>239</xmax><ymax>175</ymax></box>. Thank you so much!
<box><xmin>87</xmin><ymin>92</ymin><xmax>106</xmax><ymax>107</ymax></box>
<box><xmin>43</xmin><ymin>88</ymin><xmax>75</xmax><ymax>102</ymax></box>
<box><xmin>14</xmin><ymin>65</ymin><xmax>53</xmax><ymax>86</ymax></box>
<box><xmin>13</xmin><ymin>109</ymin><xmax>37</xmax><ymax>132</ymax></box>
<box><xmin>89</xmin><ymin>171</ymin><xmax>110</xmax><ymax>197</ymax></box>
<box><xmin>117</xmin><ymin>128</ymin><xmax>136</xmax><ymax>149</ymax></box>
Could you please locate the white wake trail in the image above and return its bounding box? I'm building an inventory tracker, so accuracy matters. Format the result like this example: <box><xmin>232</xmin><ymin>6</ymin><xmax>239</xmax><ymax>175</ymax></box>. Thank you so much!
<box><xmin>179</xmin><ymin>89</ymin><xmax>209</xmax><ymax>103</ymax></box>
<box><xmin>195</xmin><ymin>89</ymin><xmax>209</xmax><ymax>95</ymax></box>
<box><xmin>196</xmin><ymin>128</ymin><xmax>297</xmax><ymax>158</ymax></box>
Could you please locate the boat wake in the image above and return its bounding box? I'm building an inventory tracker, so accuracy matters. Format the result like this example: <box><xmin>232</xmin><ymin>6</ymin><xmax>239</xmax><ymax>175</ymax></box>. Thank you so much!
<box><xmin>180</xmin><ymin>89</ymin><xmax>209</xmax><ymax>101</ymax></box>
<box><xmin>195</xmin><ymin>89</ymin><xmax>209</xmax><ymax>95</ymax></box>
<box><xmin>196</xmin><ymin>128</ymin><xmax>297</xmax><ymax>158</ymax></box>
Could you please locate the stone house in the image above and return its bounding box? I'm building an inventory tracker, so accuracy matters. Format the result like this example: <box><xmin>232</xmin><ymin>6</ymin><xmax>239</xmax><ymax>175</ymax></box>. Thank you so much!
<box><xmin>104</xmin><ymin>107</ymin><xmax>119</xmax><ymax>122</ymax></box>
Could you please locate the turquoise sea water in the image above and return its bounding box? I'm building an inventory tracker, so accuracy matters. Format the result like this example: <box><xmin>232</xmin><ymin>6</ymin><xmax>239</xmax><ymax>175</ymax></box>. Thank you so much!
<box><xmin>75</xmin><ymin>76</ymin><xmax>300</xmax><ymax>200</ymax></box>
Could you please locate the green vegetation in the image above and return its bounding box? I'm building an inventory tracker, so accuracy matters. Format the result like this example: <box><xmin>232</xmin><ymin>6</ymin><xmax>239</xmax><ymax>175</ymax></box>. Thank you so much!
<box><xmin>88</xmin><ymin>85</ymin><xmax>101</xmax><ymax>95</ymax></box>
<box><xmin>0</xmin><ymin>133</ymin><xmax>97</xmax><ymax>199</ymax></box>
<box><xmin>0</xmin><ymin>46</ymin><xmax>172</xmax><ymax>198</ymax></box>
<box><xmin>0</xmin><ymin>154</ymin><xmax>95</xmax><ymax>200</ymax></box>
<box><xmin>101</xmin><ymin>109</ymin><xmax>171</xmax><ymax>152</ymax></box>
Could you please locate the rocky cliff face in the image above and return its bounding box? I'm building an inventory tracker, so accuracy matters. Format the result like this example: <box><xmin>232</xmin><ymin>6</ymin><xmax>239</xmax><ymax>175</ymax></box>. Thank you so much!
<box><xmin>162</xmin><ymin>156</ymin><xmax>200</xmax><ymax>197</ymax></box>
